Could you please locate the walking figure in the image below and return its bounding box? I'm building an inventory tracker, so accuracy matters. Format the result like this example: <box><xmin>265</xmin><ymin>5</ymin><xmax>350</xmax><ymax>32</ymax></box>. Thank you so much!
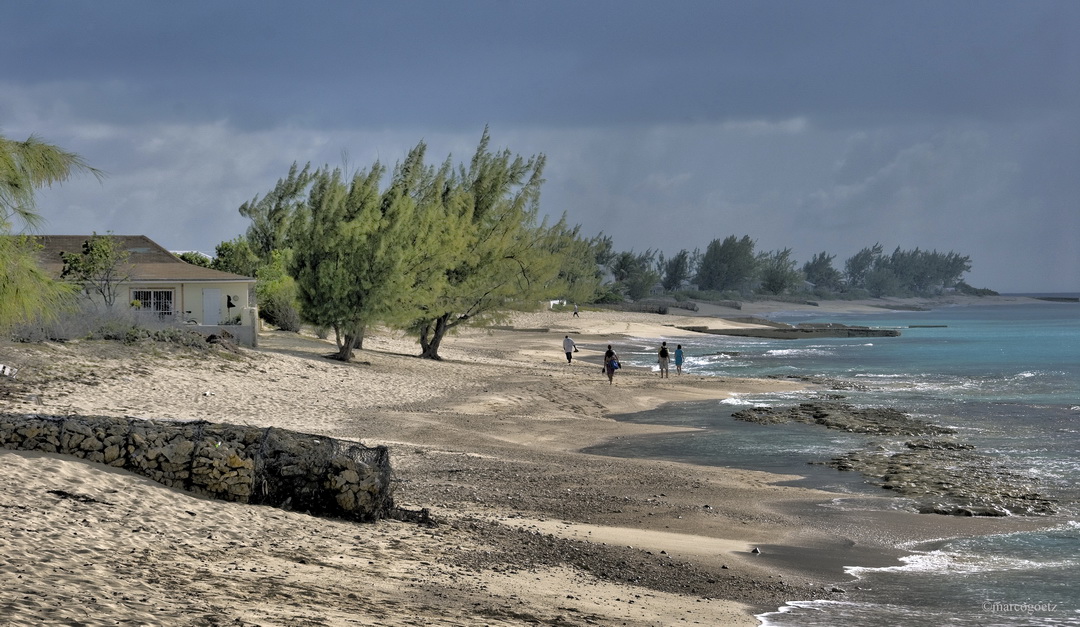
<box><xmin>603</xmin><ymin>345</ymin><xmax>620</xmax><ymax>384</ymax></box>
<box><xmin>562</xmin><ymin>335</ymin><xmax>578</xmax><ymax>364</ymax></box>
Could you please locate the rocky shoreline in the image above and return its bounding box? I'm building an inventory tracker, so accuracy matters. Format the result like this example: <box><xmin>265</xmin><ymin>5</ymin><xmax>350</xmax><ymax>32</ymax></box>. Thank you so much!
<box><xmin>732</xmin><ymin>401</ymin><xmax>1059</xmax><ymax>517</ymax></box>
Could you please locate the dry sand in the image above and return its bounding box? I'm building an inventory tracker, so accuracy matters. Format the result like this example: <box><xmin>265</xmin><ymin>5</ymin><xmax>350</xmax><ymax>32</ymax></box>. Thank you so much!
<box><xmin>0</xmin><ymin>299</ymin><xmax>1047</xmax><ymax>626</ymax></box>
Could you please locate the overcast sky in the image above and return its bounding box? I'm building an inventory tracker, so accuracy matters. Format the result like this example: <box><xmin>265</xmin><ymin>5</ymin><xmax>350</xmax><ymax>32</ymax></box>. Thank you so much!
<box><xmin>5</xmin><ymin>1</ymin><xmax>1078</xmax><ymax>293</ymax></box>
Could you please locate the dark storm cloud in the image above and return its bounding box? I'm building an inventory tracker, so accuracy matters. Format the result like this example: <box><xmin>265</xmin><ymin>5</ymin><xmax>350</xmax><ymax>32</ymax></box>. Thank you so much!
<box><xmin>8</xmin><ymin>1</ymin><xmax>1076</xmax><ymax>128</ymax></box>
<box><xmin>4</xmin><ymin>0</ymin><xmax>1078</xmax><ymax>292</ymax></box>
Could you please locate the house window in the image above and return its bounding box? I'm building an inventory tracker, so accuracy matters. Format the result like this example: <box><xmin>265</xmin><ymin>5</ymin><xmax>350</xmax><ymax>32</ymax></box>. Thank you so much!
<box><xmin>131</xmin><ymin>289</ymin><xmax>174</xmax><ymax>317</ymax></box>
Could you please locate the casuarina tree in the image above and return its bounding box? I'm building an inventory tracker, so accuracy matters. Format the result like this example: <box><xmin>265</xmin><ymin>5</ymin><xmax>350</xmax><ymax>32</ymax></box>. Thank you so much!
<box><xmin>411</xmin><ymin>128</ymin><xmax>559</xmax><ymax>360</ymax></box>
<box><xmin>1</xmin><ymin>133</ymin><xmax>101</xmax><ymax>330</ymax></box>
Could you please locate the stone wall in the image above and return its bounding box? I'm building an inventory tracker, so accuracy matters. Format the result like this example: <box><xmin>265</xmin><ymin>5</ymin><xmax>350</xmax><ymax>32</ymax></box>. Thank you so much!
<box><xmin>0</xmin><ymin>413</ymin><xmax>394</xmax><ymax>522</ymax></box>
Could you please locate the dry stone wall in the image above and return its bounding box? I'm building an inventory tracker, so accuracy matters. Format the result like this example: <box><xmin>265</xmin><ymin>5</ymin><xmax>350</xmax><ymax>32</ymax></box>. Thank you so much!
<box><xmin>0</xmin><ymin>413</ymin><xmax>394</xmax><ymax>522</ymax></box>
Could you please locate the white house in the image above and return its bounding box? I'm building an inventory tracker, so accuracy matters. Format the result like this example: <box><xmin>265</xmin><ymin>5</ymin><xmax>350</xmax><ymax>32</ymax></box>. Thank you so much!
<box><xmin>34</xmin><ymin>235</ymin><xmax>259</xmax><ymax>346</ymax></box>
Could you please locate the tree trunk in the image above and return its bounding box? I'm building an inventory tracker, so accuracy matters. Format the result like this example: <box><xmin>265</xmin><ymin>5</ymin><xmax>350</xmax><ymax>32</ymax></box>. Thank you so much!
<box><xmin>333</xmin><ymin>325</ymin><xmax>365</xmax><ymax>361</ymax></box>
<box><xmin>418</xmin><ymin>313</ymin><xmax>451</xmax><ymax>360</ymax></box>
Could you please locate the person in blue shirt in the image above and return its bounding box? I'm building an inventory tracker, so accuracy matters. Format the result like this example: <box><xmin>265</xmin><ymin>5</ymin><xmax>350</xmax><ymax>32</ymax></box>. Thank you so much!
<box><xmin>674</xmin><ymin>344</ymin><xmax>684</xmax><ymax>375</ymax></box>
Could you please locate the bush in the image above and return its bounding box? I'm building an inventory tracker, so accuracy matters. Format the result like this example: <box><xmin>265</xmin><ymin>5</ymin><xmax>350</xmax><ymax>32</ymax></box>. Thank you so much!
<box><xmin>955</xmin><ymin>281</ymin><xmax>999</xmax><ymax>297</ymax></box>
<box><xmin>592</xmin><ymin>288</ymin><xmax>625</xmax><ymax>304</ymax></box>
<box><xmin>10</xmin><ymin>302</ymin><xmax>214</xmax><ymax>349</ymax></box>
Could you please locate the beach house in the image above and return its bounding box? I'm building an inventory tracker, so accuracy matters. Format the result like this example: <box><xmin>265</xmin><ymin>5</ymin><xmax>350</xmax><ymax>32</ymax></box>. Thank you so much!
<box><xmin>33</xmin><ymin>234</ymin><xmax>259</xmax><ymax>346</ymax></box>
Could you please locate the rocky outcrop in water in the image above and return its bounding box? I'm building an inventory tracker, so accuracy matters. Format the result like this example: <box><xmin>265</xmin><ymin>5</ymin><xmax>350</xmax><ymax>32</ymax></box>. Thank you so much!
<box><xmin>732</xmin><ymin>401</ymin><xmax>956</xmax><ymax>436</ymax></box>
<box><xmin>819</xmin><ymin>440</ymin><xmax>1057</xmax><ymax>516</ymax></box>
<box><xmin>733</xmin><ymin>403</ymin><xmax>1057</xmax><ymax>516</ymax></box>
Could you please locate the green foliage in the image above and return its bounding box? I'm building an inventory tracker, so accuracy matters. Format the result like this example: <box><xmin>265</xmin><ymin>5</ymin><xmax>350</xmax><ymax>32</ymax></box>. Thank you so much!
<box><xmin>607</xmin><ymin>249</ymin><xmax>660</xmax><ymax>300</ymax></box>
<box><xmin>60</xmin><ymin>232</ymin><xmax>132</xmax><ymax>308</ymax></box>
<box><xmin>844</xmin><ymin>243</ymin><xmax>883</xmax><ymax>290</ymax></box>
<box><xmin>211</xmin><ymin>237</ymin><xmax>261</xmax><ymax>277</ymax></box>
<box><xmin>802</xmin><ymin>251</ymin><xmax>844</xmax><ymax>292</ymax></box>
<box><xmin>177</xmin><ymin>251</ymin><xmax>212</xmax><ymax>267</ymax></box>
<box><xmin>289</xmin><ymin>147</ymin><xmax>426</xmax><ymax>360</ymax></box>
<box><xmin>592</xmin><ymin>285</ymin><xmax>625</xmax><ymax>304</ymax></box>
<box><xmin>694</xmin><ymin>235</ymin><xmax>757</xmax><ymax>293</ymax></box>
<box><xmin>1</xmin><ymin>133</ymin><xmax>103</xmax><ymax>231</ymax></box>
<box><xmin>757</xmin><ymin>248</ymin><xmax>803</xmax><ymax>295</ymax></box>
<box><xmin>955</xmin><ymin>281</ymin><xmax>998</xmax><ymax>296</ymax></box>
<box><xmin>0</xmin><ymin>235</ymin><xmax>76</xmax><ymax>331</ymax></box>
<box><xmin>539</xmin><ymin>221</ymin><xmax>602</xmax><ymax>305</ymax></box>
<box><xmin>660</xmin><ymin>249</ymin><xmax>692</xmax><ymax>292</ymax></box>
<box><xmin>413</xmin><ymin>128</ymin><xmax>559</xmax><ymax>360</ymax></box>
<box><xmin>239</xmin><ymin>162</ymin><xmax>314</xmax><ymax>263</ymax></box>
<box><xmin>256</xmin><ymin>250</ymin><xmax>301</xmax><ymax>332</ymax></box>
<box><xmin>844</xmin><ymin>244</ymin><xmax>971</xmax><ymax>296</ymax></box>
<box><xmin>1</xmin><ymin>133</ymin><xmax>99</xmax><ymax>332</ymax></box>
<box><xmin>590</xmin><ymin>233</ymin><xmax>616</xmax><ymax>269</ymax></box>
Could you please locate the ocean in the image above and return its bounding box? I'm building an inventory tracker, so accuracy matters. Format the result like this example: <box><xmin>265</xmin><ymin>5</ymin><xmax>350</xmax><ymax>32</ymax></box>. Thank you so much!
<box><xmin>584</xmin><ymin>297</ymin><xmax>1080</xmax><ymax>626</ymax></box>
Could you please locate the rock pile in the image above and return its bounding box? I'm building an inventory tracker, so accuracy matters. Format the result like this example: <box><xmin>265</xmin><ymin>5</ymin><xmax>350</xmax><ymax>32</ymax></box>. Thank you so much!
<box><xmin>0</xmin><ymin>412</ymin><xmax>394</xmax><ymax>522</ymax></box>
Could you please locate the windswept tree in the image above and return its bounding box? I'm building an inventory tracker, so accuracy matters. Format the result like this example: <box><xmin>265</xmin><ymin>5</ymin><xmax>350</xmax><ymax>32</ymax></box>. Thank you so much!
<box><xmin>412</xmin><ymin>129</ymin><xmax>558</xmax><ymax>360</ymax></box>
<box><xmin>239</xmin><ymin>162</ymin><xmax>314</xmax><ymax>264</ymax></box>
<box><xmin>211</xmin><ymin>237</ymin><xmax>261</xmax><ymax>277</ymax></box>
<box><xmin>660</xmin><ymin>249</ymin><xmax>692</xmax><ymax>292</ymax></box>
<box><xmin>756</xmin><ymin>248</ymin><xmax>803</xmax><ymax>295</ymax></box>
<box><xmin>845</xmin><ymin>244</ymin><xmax>972</xmax><ymax>297</ymax></box>
<box><xmin>590</xmin><ymin>233</ymin><xmax>616</xmax><ymax>270</ymax></box>
<box><xmin>289</xmin><ymin>155</ymin><xmax>421</xmax><ymax>361</ymax></box>
<box><xmin>844</xmin><ymin>243</ymin><xmax>883</xmax><ymax>290</ymax></box>
<box><xmin>1</xmin><ymin>133</ymin><xmax>101</xmax><ymax>330</ymax></box>
<box><xmin>542</xmin><ymin>221</ymin><xmax>603</xmax><ymax>306</ymax></box>
<box><xmin>608</xmin><ymin>249</ymin><xmax>659</xmax><ymax>299</ymax></box>
<box><xmin>802</xmin><ymin>251</ymin><xmax>844</xmax><ymax>292</ymax></box>
<box><xmin>60</xmin><ymin>232</ymin><xmax>133</xmax><ymax>308</ymax></box>
<box><xmin>694</xmin><ymin>235</ymin><xmax>757</xmax><ymax>293</ymax></box>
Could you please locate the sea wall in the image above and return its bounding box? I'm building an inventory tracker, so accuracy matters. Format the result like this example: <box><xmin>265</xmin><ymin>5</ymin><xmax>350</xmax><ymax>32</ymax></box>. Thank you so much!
<box><xmin>0</xmin><ymin>413</ymin><xmax>394</xmax><ymax>522</ymax></box>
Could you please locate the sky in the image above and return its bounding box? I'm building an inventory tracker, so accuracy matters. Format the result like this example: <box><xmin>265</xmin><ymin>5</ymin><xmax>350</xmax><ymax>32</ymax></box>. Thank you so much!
<box><xmin>4</xmin><ymin>0</ymin><xmax>1078</xmax><ymax>293</ymax></box>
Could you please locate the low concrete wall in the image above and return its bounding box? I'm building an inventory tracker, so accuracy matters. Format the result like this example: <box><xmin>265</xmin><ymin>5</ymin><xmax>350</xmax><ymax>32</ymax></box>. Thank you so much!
<box><xmin>0</xmin><ymin>413</ymin><xmax>394</xmax><ymax>522</ymax></box>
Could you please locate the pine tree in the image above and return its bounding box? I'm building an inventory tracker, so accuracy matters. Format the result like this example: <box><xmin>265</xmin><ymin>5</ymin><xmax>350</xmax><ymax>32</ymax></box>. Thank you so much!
<box><xmin>412</xmin><ymin>129</ymin><xmax>557</xmax><ymax>360</ymax></box>
<box><xmin>1</xmin><ymin>133</ymin><xmax>100</xmax><ymax>331</ymax></box>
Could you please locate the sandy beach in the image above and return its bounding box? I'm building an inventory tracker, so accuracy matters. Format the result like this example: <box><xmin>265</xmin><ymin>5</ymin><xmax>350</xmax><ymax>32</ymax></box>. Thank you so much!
<box><xmin>0</xmin><ymin>297</ymin><xmax>1052</xmax><ymax>626</ymax></box>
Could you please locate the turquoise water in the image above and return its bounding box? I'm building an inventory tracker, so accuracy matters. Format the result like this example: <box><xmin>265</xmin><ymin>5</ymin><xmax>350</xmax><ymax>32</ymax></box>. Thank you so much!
<box><xmin>586</xmin><ymin>299</ymin><xmax>1080</xmax><ymax>626</ymax></box>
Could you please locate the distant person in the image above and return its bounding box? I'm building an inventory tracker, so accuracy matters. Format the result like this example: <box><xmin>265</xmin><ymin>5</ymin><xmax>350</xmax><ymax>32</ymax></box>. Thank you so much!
<box><xmin>603</xmin><ymin>344</ymin><xmax>620</xmax><ymax>384</ymax></box>
<box><xmin>657</xmin><ymin>341</ymin><xmax>670</xmax><ymax>378</ymax></box>
<box><xmin>562</xmin><ymin>335</ymin><xmax>578</xmax><ymax>364</ymax></box>
<box><xmin>573</xmin><ymin>303</ymin><xmax>580</xmax><ymax>317</ymax></box>
<box><xmin>674</xmin><ymin>344</ymin><xmax>684</xmax><ymax>375</ymax></box>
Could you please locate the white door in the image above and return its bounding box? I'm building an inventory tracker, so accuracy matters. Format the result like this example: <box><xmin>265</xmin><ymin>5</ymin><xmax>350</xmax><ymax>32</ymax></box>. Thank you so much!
<box><xmin>202</xmin><ymin>288</ymin><xmax>221</xmax><ymax>325</ymax></box>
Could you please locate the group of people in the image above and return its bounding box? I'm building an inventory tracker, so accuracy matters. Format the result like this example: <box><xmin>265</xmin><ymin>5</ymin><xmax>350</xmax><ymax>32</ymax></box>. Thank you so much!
<box><xmin>655</xmin><ymin>341</ymin><xmax>683</xmax><ymax>378</ymax></box>
<box><xmin>561</xmin><ymin>335</ymin><xmax>684</xmax><ymax>383</ymax></box>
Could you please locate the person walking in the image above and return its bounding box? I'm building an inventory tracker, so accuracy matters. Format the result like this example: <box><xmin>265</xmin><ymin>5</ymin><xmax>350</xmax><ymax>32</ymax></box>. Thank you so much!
<box><xmin>674</xmin><ymin>344</ymin><xmax>684</xmax><ymax>375</ymax></box>
<box><xmin>573</xmin><ymin>303</ymin><xmax>580</xmax><ymax>317</ymax></box>
<box><xmin>562</xmin><ymin>335</ymin><xmax>578</xmax><ymax>364</ymax></box>
<box><xmin>657</xmin><ymin>341</ymin><xmax>670</xmax><ymax>378</ymax></box>
<box><xmin>603</xmin><ymin>344</ymin><xmax>620</xmax><ymax>384</ymax></box>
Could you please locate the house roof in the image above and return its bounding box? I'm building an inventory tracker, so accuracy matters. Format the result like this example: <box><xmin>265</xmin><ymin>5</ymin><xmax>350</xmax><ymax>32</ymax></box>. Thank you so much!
<box><xmin>33</xmin><ymin>235</ymin><xmax>255</xmax><ymax>283</ymax></box>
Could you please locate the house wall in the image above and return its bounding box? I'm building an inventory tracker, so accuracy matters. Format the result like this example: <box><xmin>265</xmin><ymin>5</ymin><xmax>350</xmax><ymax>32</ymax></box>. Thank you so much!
<box><xmin>125</xmin><ymin>282</ymin><xmax>249</xmax><ymax>323</ymax></box>
<box><xmin>125</xmin><ymin>282</ymin><xmax>257</xmax><ymax>346</ymax></box>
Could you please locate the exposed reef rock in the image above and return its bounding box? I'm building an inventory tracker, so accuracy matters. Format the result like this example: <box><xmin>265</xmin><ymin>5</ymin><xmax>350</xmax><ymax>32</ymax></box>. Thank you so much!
<box><xmin>680</xmin><ymin>321</ymin><xmax>900</xmax><ymax>340</ymax></box>
<box><xmin>732</xmin><ymin>401</ymin><xmax>955</xmax><ymax>436</ymax></box>
<box><xmin>733</xmin><ymin>402</ymin><xmax>1057</xmax><ymax>516</ymax></box>
<box><xmin>819</xmin><ymin>441</ymin><xmax>1057</xmax><ymax>516</ymax></box>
